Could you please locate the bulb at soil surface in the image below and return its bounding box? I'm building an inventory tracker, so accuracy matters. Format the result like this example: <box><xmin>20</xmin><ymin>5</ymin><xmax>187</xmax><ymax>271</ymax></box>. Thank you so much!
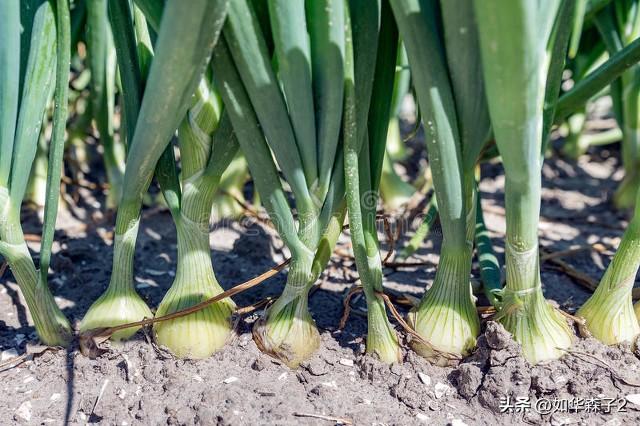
<box><xmin>153</xmin><ymin>219</ymin><xmax>236</xmax><ymax>358</ymax></box>
<box><xmin>408</xmin><ymin>247</ymin><xmax>480</xmax><ymax>366</ymax></box>
<box><xmin>365</xmin><ymin>296</ymin><xmax>402</xmax><ymax>363</ymax></box>
<box><xmin>580</xmin><ymin>196</ymin><xmax>640</xmax><ymax>346</ymax></box>
<box><xmin>577</xmin><ymin>222</ymin><xmax>640</xmax><ymax>345</ymax></box>
<box><xmin>80</xmin><ymin>223</ymin><xmax>151</xmax><ymax>340</ymax></box>
<box><xmin>497</xmin><ymin>290</ymin><xmax>574</xmax><ymax>364</ymax></box>
<box><xmin>154</xmin><ymin>290</ymin><xmax>235</xmax><ymax>359</ymax></box>
<box><xmin>578</xmin><ymin>290</ymin><xmax>639</xmax><ymax>345</ymax></box>
<box><xmin>253</xmin><ymin>293</ymin><xmax>320</xmax><ymax>368</ymax></box>
<box><xmin>252</xmin><ymin>258</ymin><xmax>321</xmax><ymax>368</ymax></box>
<box><xmin>80</xmin><ymin>287</ymin><xmax>153</xmax><ymax>340</ymax></box>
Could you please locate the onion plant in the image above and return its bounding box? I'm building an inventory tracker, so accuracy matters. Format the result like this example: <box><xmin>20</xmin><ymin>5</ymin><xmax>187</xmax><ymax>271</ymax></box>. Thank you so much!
<box><xmin>210</xmin><ymin>0</ymin><xmax>401</xmax><ymax>365</ymax></box>
<box><xmin>343</xmin><ymin>0</ymin><xmax>403</xmax><ymax>363</ymax></box>
<box><xmin>593</xmin><ymin>1</ymin><xmax>640</xmax><ymax>209</ymax></box>
<box><xmin>474</xmin><ymin>0</ymin><xmax>576</xmax><ymax>363</ymax></box>
<box><xmin>86</xmin><ymin>0</ymin><xmax>125</xmax><ymax>209</ymax></box>
<box><xmin>211</xmin><ymin>154</ymin><xmax>250</xmax><ymax>220</ymax></box>
<box><xmin>81</xmin><ymin>0</ymin><xmax>230</xmax><ymax>341</ymax></box>
<box><xmin>379</xmin><ymin>46</ymin><xmax>414</xmax><ymax>211</ymax></box>
<box><xmin>26</xmin><ymin>123</ymin><xmax>51</xmax><ymax>208</ymax></box>
<box><xmin>391</xmin><ymin>0</ymin><xmax>490</xmax><ymax>364</ymax></box>
<box><xmin>153</xmin><ymin>80</ymin><xmax>239</xmax><ymax>358</ymax></box>
<box><xmin>210</xmin><ymin>0</ymin><xmax>346</xmax><ymax>367</ymax></box>
<box><xmin>578</xmin><ymin>187</ymin><xmax>640</xmax><ymax>344</ymax></box>
<box><xmin>0</xmin><ymin>0</ymin><xmax>71</xmax><ymax>346</ymax></box>
<box><xmin>561</xmin><ymin>29</ymin><xmax>613</xmax><ymax>159</ymax></box>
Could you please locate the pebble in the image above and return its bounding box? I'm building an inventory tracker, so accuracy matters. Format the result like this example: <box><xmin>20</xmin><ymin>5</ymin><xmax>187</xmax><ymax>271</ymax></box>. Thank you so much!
<box><xmin>451</xmin><ymin>419</ymin><xmax>468</xmax><ymax>426</ymax></box>
<box><xmin>277</xmin><ymin>372</ymin><xmax>287</xmax><ymax>381</ymax></box>
<box><xmin>553</xmin><ymin>375</ymin><xmax>567</xmax><ymax>386</ymax></box>
<box><xmin>223</xmin><ymin>376</ymin><xmax>239</xmax><ymax>384</ymax></box>
<box><xmin>251</xmin><ymin>358</ymin><xmax>266</xmax><ymax>372</ymax></box>
<box><xmin>192</xmin><ymin>375</ymin><xmax>203</xmax><ymax>383</ymax></box>
<box><xmin>435</xmin><ymin>382</ymin><xmax>449</xmax><ymax>399</ymax></box>
<box><xmin>1</xmin><ymin>348</ymin><xmax>18</xmax><ymax>361</ymax></box>
<box><xmin>416</xmin><ymin>412</ymin><xmax>429</xmax><ymax>423</ymax></box>
<box><xmin>321</xmin><ymin>380</ymin><xmax>338</xmax><ymax>389</ymax></box>
<box><xmin>50</xmin><ymin>393</ymin><xmax>61</xmax><ymax>401</ymax></box>
<box><xmin>550</xmin><ymin>414</ymin><xmax>572</xmax><ymax>426</ymax></box>
<box><xmin>15</xmin><ymin>401</ymin><xmax>32</xmax><ymax>422</ymax></box>
<box><xmin>626</xmin><ymin>394</ymin><xmax>640</xmax><ymax>407</ymax></box>
<box><xmin>434</xmin><ymin>382</ymin><xmax>450</xmax><ymax>399</ymax></box>
<box><xmin>418</xmin><ymin>372</ymin><xmax>431</xmax><ymax>386</ymax></box>
<box><xmin>339</xmin><ymin>358</ymin><xmax>354</xmax><ymax>367</ymax></box>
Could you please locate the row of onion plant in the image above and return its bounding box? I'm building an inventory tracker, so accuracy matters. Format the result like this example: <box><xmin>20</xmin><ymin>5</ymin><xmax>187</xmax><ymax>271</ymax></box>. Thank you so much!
<box><xmin>7</xmin><ymin>0</ymin><xmax>640</xmax><ymax>368</ymax></box>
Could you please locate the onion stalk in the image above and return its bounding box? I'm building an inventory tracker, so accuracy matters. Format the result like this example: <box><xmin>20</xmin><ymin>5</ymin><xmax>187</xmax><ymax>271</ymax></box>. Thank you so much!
<box><xmin>0</xmin><ymin>0</ymin><xmax>72</xmax><ymax>346</ymax></box>
<box><xmin>85</xmin><ymin>0</ymin><xmax>125</xmax><ymax>209</ymax></box>
<box><xmin>211</xmin><ymin>154</ymin><xmax>249</xmax><ymax>221</ymax></box>
<box><xmin>211</xmin><ymin>0</ymin><xmax>397</xmax><ymax>366</ymax></box>
<box><xmin>578</xmin><ymin>188</ymin><xmax>640</xmax><ymax>344</ymax></box>
<box><xmin>81</xmin><ymin>0</ymin><xmax>230</xmax><ymax>340</ymax></box>
<box><xmin>593</xmin><ymin>1</ymin><xmax>640</xmax><ymax>209</ymax></box>
<box><xmin>379</xmin><ymin>45</ymin><xmax>414</xmax><ymax>211</ymax></box>
<box><xmin>391</xmin><ymin>0</ymin><xmax>491</xmax><ymax>364</ymax></box>
<box><xmin>397</xmin><ymin>195</ymin><xmax>438</xmax><ymax>261</ymax></box>
<box><xmin>153</xmin><ymin>80</ymin><xmax>239</xmax><ymax>358</ymax></box>
<box><xmin>211</xmin><ymin>0</ymin><xmax>349</xmax><ymax>367</ymax></box>
<box><xmin>379</xmin><ymin>155</ymin><xmax>415</xmax><ymax>211</ymax></box>
<box><xmin>474</xmin><ymin>0</ymin><xmax>575</xmax><ymax>363</ymax></box>
<box><xmin>343</xmin><ymin>0</ymin><xmax>402</xmax><ymax>363</ymax></box>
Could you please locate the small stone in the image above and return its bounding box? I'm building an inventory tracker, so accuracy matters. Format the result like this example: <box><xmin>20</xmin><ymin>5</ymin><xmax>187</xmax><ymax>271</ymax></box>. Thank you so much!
<box><xmin>416</xmin><ymin>412</ymin><xmax>430</xmax><ymax>423</ymax></box>
<box><xmin>418</xmin><ymin>372</ymin><xmax>432</xmax><ymax>386</ymax></box>
<box><xmin>223</xmin><ymin>376</ymin><xmax>239</xmax><ymax>384</ymax></box>
<box><xmin>192</xmin><ymin>375</ymin><xmax>203</xmax><ymax>382</ymax></box>
<box><xmin>321</xmin><ymin>380</ymin><xmax>338</xmax><ymax>389</ymax></box>
<box><xmin>339</xmin><ymin>358</ymin><xmax>354</xmax><ymax>367</ymax></box>
<box><xmin>550</xmin><ymin>414</ymin><xmax>572</xmax><ymax>426</ymax></box>
<box><xmin>451</xmin><ymin>419</ymin><xmax>468</xmax><ymax>426</ymax></box>
<box><xmin>117</xmin><ymin>389</ymin><xmax>127</xmax><ymax>399</ymax></box>
<box><xmin>434</xmin><ymin>382</ymin><xmax>450</xmax><ymax>399</ymax></box>
<box><xmin>22</xmin><ymin>377</ymin><xmax>34</xmax><ymax>384</ymax></box>
<box><xmin>50</xmin><ymin>393</ymin><xmax>61</xmax><ymax>401</ymax></box>
<box><xmin>277</xmin><ymin>372</ymin><xmax>287</xmax><ymax>381</ymax></box>
<box><xmin>1</xmin><ymin>348</ymin><xmax>18</xmax><ymax>361</ymax></box>
<box><xmin>553</xmin><ymin>375</ymin><xmax>567</xmax><ymax>386</ymax></box>
<box><xmin>626</xmin><ymin>394</ymin><xmax>640</xmax><ymax>407</ymax></box>
<box><xmin>15</xmin><ymin>401</ymin><xmax>32</xmax><ymax>422</ymax></box>
<box><xmin>251</xmin><ymin>358</ymin><xmax>266</xmax><ymax>371</ymax></box>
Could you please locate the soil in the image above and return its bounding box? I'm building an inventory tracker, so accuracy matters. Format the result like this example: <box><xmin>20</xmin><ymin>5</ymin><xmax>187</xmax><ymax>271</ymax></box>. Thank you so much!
<box><xmin>3</xmin><ymin>123</ymin><xmax>640</xmax><ymax>425</ymax></box>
